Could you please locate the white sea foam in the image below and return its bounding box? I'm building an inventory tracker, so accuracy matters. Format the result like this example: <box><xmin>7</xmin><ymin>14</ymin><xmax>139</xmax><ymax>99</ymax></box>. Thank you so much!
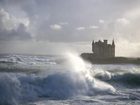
<box><xmin>1</xmin><ymin>53</ymin><xmax>140</xmax><ymax>105</ymax></box>
<box><xmin>65</xmin><ymin>52</ymin><xmax>116</xmax><ymax>93</ymax></box>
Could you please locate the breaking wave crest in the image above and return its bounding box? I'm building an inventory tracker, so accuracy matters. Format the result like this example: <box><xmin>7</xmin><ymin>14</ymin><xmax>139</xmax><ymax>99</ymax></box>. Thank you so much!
<box><xmin>94</xmin><ymin>69</ymin><xmax>140</xmax><ymax>87</ymax></box>
<box><xmin>0</xmin><ymin>53</ymin><xmax>116</xmax><ymax>105</ymax></box>
<box><xmin>106</xmin><ymin>73</ymin><xmax>140</xmax><ymax>87</ymax></box>
<box><xmin>0</xmin><ymin>72</ymin><xmax>116</xmax><ymax>105</ymax></box>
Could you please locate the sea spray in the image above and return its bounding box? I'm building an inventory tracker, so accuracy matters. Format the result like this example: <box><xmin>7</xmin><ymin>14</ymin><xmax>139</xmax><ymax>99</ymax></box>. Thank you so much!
<box><xmin>65</xmin><ymin>52</ymin><xmax>116</xmax><ymax>94</ymax></box>
<box><xmin>0</xmin><ymin>53</ymin><xmax>117</xmax><ymax>105</ymax></box>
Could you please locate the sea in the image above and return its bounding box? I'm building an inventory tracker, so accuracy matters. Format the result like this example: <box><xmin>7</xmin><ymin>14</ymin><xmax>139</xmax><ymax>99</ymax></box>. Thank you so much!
<box><xmin>0</xmin><ymin>52</ymin><xmax>140</xmax><ymax>105</ymax></box>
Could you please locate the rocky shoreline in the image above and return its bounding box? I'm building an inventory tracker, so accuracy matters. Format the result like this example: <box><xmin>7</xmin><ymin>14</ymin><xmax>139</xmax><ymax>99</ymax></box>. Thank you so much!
<box><xmin>81</xmin><ymin>53</ymin><xmax>140</xmax><ymax>64</ymax></box>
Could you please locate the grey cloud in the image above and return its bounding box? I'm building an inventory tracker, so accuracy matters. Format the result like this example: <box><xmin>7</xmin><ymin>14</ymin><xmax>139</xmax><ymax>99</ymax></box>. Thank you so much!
<box><xmin>0</xmin><ymin>0</ymin><xmax>140</xmax><ymax>42</ymax></box>
<box><xmin>0</xmin><ymin>8</ymin><xmax>31</xmax><ymax>40</ymax></box>
<box><xmin>0</xmin><ymin>23</ymin><xmax>31</xmax><ymax>40</ymax></box>
<box><xmin>0</xmin><ymin>0</ymin><xmax>140</xmax><ymax>56</ymax></box>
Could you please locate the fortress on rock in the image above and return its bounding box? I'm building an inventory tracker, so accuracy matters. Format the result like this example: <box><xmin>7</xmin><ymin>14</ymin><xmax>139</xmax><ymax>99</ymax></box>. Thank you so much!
<box><xmin>81</xmin><ymin>39</ymin><xmax>140</xmax><ymax>64</ymax></box>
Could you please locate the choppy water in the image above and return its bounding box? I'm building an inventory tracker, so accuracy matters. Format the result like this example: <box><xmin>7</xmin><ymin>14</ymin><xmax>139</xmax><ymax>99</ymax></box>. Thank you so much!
<box><xmin>0</xmin><ymin>53</ymin><xmax>140</xmax><ymax>105</ymax></box>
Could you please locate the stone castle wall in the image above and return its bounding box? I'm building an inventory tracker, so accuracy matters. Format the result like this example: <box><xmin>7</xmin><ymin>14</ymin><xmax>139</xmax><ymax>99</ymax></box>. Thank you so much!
<box><xmin>92</xmin><ymin>40</ymin><xmax>115</xmax><ymax>58</ymax></box>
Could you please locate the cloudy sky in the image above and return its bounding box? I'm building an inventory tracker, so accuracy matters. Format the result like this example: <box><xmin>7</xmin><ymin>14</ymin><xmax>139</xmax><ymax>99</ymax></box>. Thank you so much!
<box><xmin>0</xmin><ymin>0</ymin><xmax>140</xmax><ymax>56</ymax></box>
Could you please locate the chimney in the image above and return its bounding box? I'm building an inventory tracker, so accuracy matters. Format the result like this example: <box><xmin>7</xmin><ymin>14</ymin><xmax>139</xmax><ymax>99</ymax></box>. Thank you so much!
<box><xmin>104</xmin><ymin>40</ymin><xmax>107</xmax><ymax>44</ymax></box>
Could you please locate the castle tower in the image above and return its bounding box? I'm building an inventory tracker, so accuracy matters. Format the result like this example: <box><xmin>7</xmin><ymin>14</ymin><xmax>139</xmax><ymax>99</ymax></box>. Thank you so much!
<box><xmin>112</xmin><ymin>39</ymin><xmax>115</xmax><ymax>46</ymax></box>
<box><xmin>92</xmin><ymin>40</ymin><xmax>94</xmax><ymax>53</ymax></box>
<box><xmin>112</xmin><ymin>39</ymin><xmax>115</xmax><ymax>57</ymax></box>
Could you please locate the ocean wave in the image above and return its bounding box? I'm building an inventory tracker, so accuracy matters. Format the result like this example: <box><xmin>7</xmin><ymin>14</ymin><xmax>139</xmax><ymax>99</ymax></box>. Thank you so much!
<box><xmin>0</xmin><ymin>71</ymin><xmax>116</xmax><ymax>105</ymax></box>
<box><xmin>0</xmin><ymin>54</ymin><xmax>57</xmax><ymax>65</ymax></box>
<box><xmin>111</xmin><ymin>73</ymin><xmax>140</xmax><ymax>86</ymax></box>
<box><xmin>95</xmin><ymin>72</ymin><xmax>140</xmax><ymax>87</ymax></box>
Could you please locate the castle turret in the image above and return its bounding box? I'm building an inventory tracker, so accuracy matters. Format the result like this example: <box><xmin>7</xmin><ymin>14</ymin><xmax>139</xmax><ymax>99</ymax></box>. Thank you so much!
<box><xmin>112</xmin><ymin>39</ymin><xmax>115</xmax><ymax>57</ymax></box>
<box><xmin>92</xmin><ymin>40</ymin><xmax>94</xmax><ymax>53</ymax></box>
<box><xmin>112</xmin><ymin>39</ymin><xmax>115</xmax><ymax>46</ymax></box>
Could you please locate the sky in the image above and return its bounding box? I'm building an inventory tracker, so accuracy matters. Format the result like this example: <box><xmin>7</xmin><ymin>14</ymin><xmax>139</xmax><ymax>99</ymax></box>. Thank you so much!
<box><xmin>0</xmin><ymin>0</ymin><xmax>140</xmax><ymax>57</ymax></box>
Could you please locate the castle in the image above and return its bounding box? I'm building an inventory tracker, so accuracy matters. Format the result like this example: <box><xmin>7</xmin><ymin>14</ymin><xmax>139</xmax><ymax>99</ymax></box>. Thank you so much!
<box><xmin>92</xmin><ymin>40</ymin><xmax>115</xmax><ymax>58</ymax></box>
<box><xmin>81</xmin><ymin>40</ymin><xmax>140</xmax><ymax>64</ymax></box>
